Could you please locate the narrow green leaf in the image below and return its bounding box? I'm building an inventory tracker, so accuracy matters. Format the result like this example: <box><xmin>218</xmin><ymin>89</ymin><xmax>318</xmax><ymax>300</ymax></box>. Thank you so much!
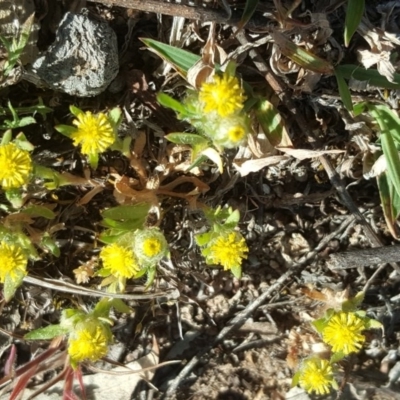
<box><xmin>23</xmin><ymin>205</ymin><xmax>56</xmax><ymax>219</ymax></box>
<box><xmin>24</xmin><ymin>324</ymin><xmax>69</xmax><ymax>340</ymax></box>
<box><xmin>330</xmin><ymin>351</ymin><xmax>346</xmax><ymax>363</ymax></box>
<box><xmin>369</xmin><ymin>105</ymin><xmax>400</xmax><ymax>199</ymax></box>
<box><xmin>224</xmin><ymin>210</ymin><xmax>240</xmax><ymax>229</ymax></box>
<box><xmin>195</xmin><ymin>232</ymin><xmax>212</xmax><ymax>247</ymax></box>
<box><xmin>55</xmin><ymin>124</ymin><xmax>76</xmax><ymax>138</ymax></box>
<box><xmin>157</xmin><ymin>93</ymin><xmax>189</xmax><ymax>116</ymax></box>
<box><xmin>230</xmin><ymin>264</ymin><xmax>242</xmax><ymax>279</ymax></box>
<box><xmin>377</xmin><ymin>171</ymin><xmax>400</xmax><ymax>238</ymax></box>
<box><xmin>70</xmin><ymin>105</ymin><xmax>83</xmax><ymax>117</ymax></box>
<box><xmin>255</xmin><ymin>99</ymin><xmax>292</xmax><ymax>147</ymax></box>
<box><xmin>140</xmin><ymin>38</ymin><xmax>200</xmax><ymax>75</ymax></box>
<box><xmin>336</xmin><ymin>65</ymin><xmax>400</xmax><ymax>89</ymax></box>
<box><xmin>272</xmin><ymin>31</ymin><xmax>334</xmax><ymax>75</ymax></box>
<box><xmin>334</xmin><ymin>68</ymin><xmax>353</xmax><ymax>111</ymax></box>
<box><xmin>166</xmin><ymin>132</ymin><xmax>209</xmax><ymax>147</ymax></box>
<box><xmin>101</xmin><ymin>204</ymin><xmax>150</xmax><ymax>221</ymax></box>
<box><xmin>108</xmin><ymin>107</ymin><xmax>122</xmax><ymax>129</ymax></box>
<box><xmin>101</xmin><ymin>218</ymin><xmax>145</xmax><ymax>231</ymax></box>
<box><xmin>344</xmin><ymin>0</ymin><xmax>364</xmax><ymax>47</ymax></box>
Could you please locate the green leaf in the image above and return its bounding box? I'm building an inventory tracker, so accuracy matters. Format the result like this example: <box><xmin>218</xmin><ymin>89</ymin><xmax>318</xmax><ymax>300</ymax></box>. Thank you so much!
<box><xmin>23</xmin><ymin>205</ymin><xmax>56</xmax><ymax>219</ymax></box>
<box><xmin>255</xmin><ymin>99</ymin><xmax>292</xmax><ymax>147</ymax></box>
<box><xmin>70</xmin><ymin>105</ymin><xmax>83</xmax><ymax>117</ymax></box>
<box><xmin>108</xmin><ymin>299</ymin><xmax>131</xmax><ymax>314</ymax></box>
<box><xmin>55</xmin><ymin>124</ymin><xmax>77</xmax><ymax>138</ymax></box>
<box><xmin>311</xmin><ymin>317</ymin><xmax>328</xmax><ymax>334</ymax></box>
<box><xmin>24</xmin><ymin>324</ymin><xmax>69</xmax><ymax>340</ymax></box>
<box><xmin>291</xmin><ymin>371</ymin><xmax>300</xmax><ymax>387</ymax></box>
<box><xmin>140</xmin><ymin>38</ymin><xmax>200</xmax><ymax>76</ymax></box>
<box><xmin>224</xmin><ymin>209</ymin><xmax>240</xmax><ymax>229</ymax></box>
<box><xmin>334</xmin><ymin>68</ymin><xmax>353</xmax><ymax>111</ymax></box>
<box><xmin>3</xmin><ymin>273</ymin><xmax>23</xmax><ymax>302</ymax></box>
<box><xmin>157</xmin><ymin>93</ymin><xmax>189</xmax><ymax>116</ymax></box>
<box><xmin>88</xmin><ymin>152</ymin><xmax>99</xmax><ymax>169</ymax></box>
<box><xmin>368</xmin><ymin>104</ymin><xmax>400</xmax><ymax>199</ymax></box>
<box><xmin>364</xmin><ymin>318</ymin><xmax>383</xmax><ymax>330</ymax></box>
<box><xmin>272</xmin><ymin>31</ymin><xmax>334</xmax><ymax>75</ymax></box>
<box><xmin>344</xmin><ymin>0</ymin><xmax>364</xmax><ymax>47</ymax></box>
<box><xmin>40</xmin><ymin>234</ymin><xmax>60</xmax><ymax>257</ymax></box>
<box><xmin>108</xmin><ymin>107</ymin><xmax>122</xmax><ymax>129</ymax></box>
<box><xmin>330</xmin><ymin>351</ymin><xmax>346</xmax><ymax>363</ymax></box>
<box><xmin>101</xmin><ymin>203</ymin><xmax>150</xmax><ymax>221</ymax></box>
<box><xmin>195</xmin><ymin>232</ymin><xmax>212</xmax><ymax>247</ymax></box>
<box><xmin>230</xmin><ymin>264</ymin><xmax>242</xmax><ymax>279</ymax></box>
<box><xmin>342</xmin><ymin>291</ymin><xmax>365</xmax><ymax>312</ymax></box>
<box><xmin>336</xmin><ymin>65</ymin><xmax>400</xmax><ymax>89</ymax></box>
<box><xmin>0</xmin><ymin>129</ymin><xmax>12</xmax><ymax>145</ymax></box>
<box><xmin>166</xmin><ymin>132</ymin><xmax>209</xmax><ymax>147</ymax></box>
<box><xmin>144</xmin><ymin>266</ymin><xmax>156</xmax><ymax>289</ymax></box>
<box><xmin>377</xmin><ymin>171</ymin><xmax>400</xmax><ymax>238</ymax></box>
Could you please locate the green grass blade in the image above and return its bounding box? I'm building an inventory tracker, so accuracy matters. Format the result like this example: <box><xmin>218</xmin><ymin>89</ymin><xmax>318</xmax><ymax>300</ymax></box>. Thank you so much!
<box><xmin>344</xmin><ymin>0</ymin><xmax>364</xmax><ymax>47</ymax></box>
<box><xmin>334</xmin><ymin>68</ymin><xmax>353</xmax><ymax>111</ymax></box>
<box><xmin>140</xmin><ymin>38</ymin><xmax>200</xmax><ymax>75</ymax></box>
<box><xmin>368</xmin><ymin>104</ymin><xmax>400</xmax><ymax>200</ymax></box>
<box><xmin>377</xmin><ymin>172</ymin><xmax>400</xmax><ymax>238</ymax></box>
<box><xmin>336</xmin><ymin>64</ymin><xmax>400</xmax><ymax>89</ymax></box>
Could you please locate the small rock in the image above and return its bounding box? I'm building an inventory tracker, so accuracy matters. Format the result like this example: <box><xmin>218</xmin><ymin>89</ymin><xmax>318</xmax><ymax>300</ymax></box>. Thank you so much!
<box><xmin>31</xmin><ymin>11</ymin><xmax>119</xmax><ymax>96</ymax></box>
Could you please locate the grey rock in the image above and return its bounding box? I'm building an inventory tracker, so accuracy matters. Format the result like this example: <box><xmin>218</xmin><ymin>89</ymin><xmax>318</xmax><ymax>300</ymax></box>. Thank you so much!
<box><xmin>31</xmin><ymin>11</ymin><xmax>119</xmax><ymax>97</ymax></box>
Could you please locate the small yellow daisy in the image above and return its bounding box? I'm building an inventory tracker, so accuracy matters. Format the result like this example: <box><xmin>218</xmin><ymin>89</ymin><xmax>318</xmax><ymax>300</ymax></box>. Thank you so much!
<box><xmin>100</xmin><ymin>243</ymin><xmax>140</xmax><ymax>279</ymax></box>
<box><xmin>133</xmin><ymin>229</ymin><xmax>168</xmax><ymax>265</ymax></box>
<box><xmin>68</xmin><ymin>325</ymin><xmax>109</xmax><ymax>364</ymax></box>
<box><xmin>199</xmin><ymin>73</ymin><xmax>246</xmax><ymax>117</ymax></box>
<box><xmin>207</xmin><ymin>232</ymin><xmax>248</xmax><ymax>270</ymax></box>
<box><xmin>227</xmin><ymin>126</ymin><xmax>247</xmax><ymax>144</ymax></box>
<box><xmin>0</xmin><ymin>143</ymin><xmax>32</xmax><ymax>189</ymax></box>
<box><xmin>298</xmin><ymin>358</ymin><xmax>335</xmax><ymax>395</ymax></box>
<box><xmin>71</xmin><ymin>111</ymin><xmax>115</xmax><ymax>156</ymax></box>
<box><xmin>322</xmin><ymin>311</ymin><xmax>366</xmax><ymax>355</ymax></box>
<box><xmin>0</xmin><ymin>242</ymin><xmax>28</xmax><ymax>283</ymax></box>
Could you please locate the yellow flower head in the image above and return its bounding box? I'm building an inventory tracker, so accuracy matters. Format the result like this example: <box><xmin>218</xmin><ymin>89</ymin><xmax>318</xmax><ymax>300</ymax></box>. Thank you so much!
<box><xmin>322</xmin><ymin>311</ymin><xmax>366</xmax><ymax>355</ymax></box>
<box><xmin>100</xmin><ymin>243</ymin><xmax>140</xmax><ymax>279</ymax></box>
<box><xmin>68</xmin><ymin>324</ymin><xmax>109</xmax><ymax>364</ymax></box>
<box><xmin>298</xmin><ymin>358</ymin><xmax>335</xmax><ymax>395</ymax></box>
<box><xmin>199</xmin><ymin>73</ymin><xmax>246</xmax><ymax>117</ymax></box>
<box><xmin>133</xmin><ymin>228</ymin><xmax>168</xmax><ymax>265</ymax></box>
<box><xmin>0</xmin><ymin>143</ymin><xmax>32</xmax><ymax>189</ymax></box>
<box><xmin>0</xmin><ymin>242</ymin><xmax>28</xmax><ymax>283</ymax></box>
<box><xmin>228</xmin><ymin>126</ymin><xmax>246</xmax><ymax>143</ymax></box>
<box><xmin>71</xmin><ymin>111</ymin><xmax>115</xmax><ymax>156</ymax></box>
<box><xmin>207</xmin><ymin>232</ymin><xmax>248</xmax><ymax>270</ymax></box>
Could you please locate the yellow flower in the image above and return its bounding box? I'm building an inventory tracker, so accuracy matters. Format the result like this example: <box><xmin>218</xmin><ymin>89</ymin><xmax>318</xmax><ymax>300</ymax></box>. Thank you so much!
<box><xmin>68</xmin><ymin>325</ymin><xmax>109</xmax><ymax>364</ymax></box>
<box><xmin>227</xmin><ymin>126</ymin><xmax>246</xmax><ymax>143</ymax></box>
<box><xmin>199</xmin><ymin>73</ymin><xmax>246</xmax><ymax>117</ymax></box>
<box><xmin>322</xmin><ymin>311</ymin><xmax>366</xmax><ymax>355</ymax></box>
<box><xmin>207</xmin><ymin>232</ymin><xmax>248</xmax><ymax>270</ymax></box>
<box><xmin>298</xmin><ymin>358</ymin><xmax>335</xmax><ymax>395</ymax></box>
<box><xmin>0</xmin><ymin>143</ymin><xmax>32</xmax><ymax>189</ymax></box>
<box><xmin>0</xmin><ymin>242</ymin><xmax>28</xmax><ymax>283</ymax></box>
<box><xmin>100</xmin><ymin>243</ymin><xmax>140</xmax><ymax>279</ymax></box>
<box><xmin>143</xmin><ymin>237</ymin><xmax>162</xmax><ymax>258</ymax></box>
<box><xmin>71</xmin><ymin>111</ymin><xmax>115</xmax><ymax>155</ymax></box>
<box><xmin>133</xmin><ymin>229</ymin><xmax>168</xmax><ymax>265</ymax></box>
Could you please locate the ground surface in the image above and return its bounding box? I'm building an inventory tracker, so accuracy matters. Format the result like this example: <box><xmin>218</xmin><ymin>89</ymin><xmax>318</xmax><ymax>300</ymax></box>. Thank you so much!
<box><xmin>1</xmin><ymin>0</ymin><xmax>400</xmax><ymax>399</ymax></box>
